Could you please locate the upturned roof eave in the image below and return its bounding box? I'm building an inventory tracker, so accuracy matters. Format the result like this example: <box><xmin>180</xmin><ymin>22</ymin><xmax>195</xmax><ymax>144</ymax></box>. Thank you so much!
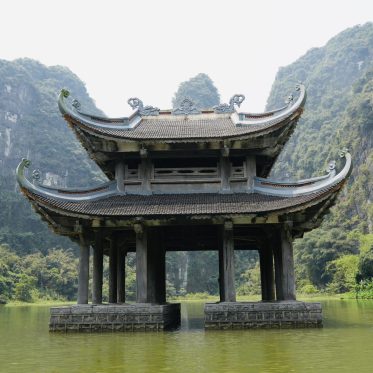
<box><xmin>57</xmin><ymin>84</ymin><xmax>306</xmax><ymax>143</ymax></box>
<box><xmin>16</xmin><ymin>151</ymin><xmax>351</xmax><ymax>220</ymax></box>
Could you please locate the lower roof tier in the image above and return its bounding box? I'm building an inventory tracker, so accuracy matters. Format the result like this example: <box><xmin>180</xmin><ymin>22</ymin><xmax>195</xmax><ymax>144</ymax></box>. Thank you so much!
<box><xmin>16</xmin><ymin>150</ymin><xmax>351</xmax><ymax>238</ymax></box>
<box><xmin>23</xmin><ymin>185</ymin><xmax>339</xmax><ymax>218</ymax></box>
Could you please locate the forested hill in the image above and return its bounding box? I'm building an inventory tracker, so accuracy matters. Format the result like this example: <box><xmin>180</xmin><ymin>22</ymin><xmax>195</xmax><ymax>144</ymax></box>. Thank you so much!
<box><xmin>267</xmin><ymin>23</ymin><xmax>373</xmax><ymax>179</ymax></box>
<box><xmin>0</xmin><ymin>58</ymin><xmax>104</xmax><ymax>253</ymax></box>
<box><xmin>267</xmin><ymin>23</ymin><xmax>373</xmax><ymax>291</ymax></box>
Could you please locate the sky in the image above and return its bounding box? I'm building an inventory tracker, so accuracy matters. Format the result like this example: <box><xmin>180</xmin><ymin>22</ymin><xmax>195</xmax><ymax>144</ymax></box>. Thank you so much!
<box><xmin>0</xmin><ymin>0</ymin><xmax>372</xmax><ymax>116</ymax></box>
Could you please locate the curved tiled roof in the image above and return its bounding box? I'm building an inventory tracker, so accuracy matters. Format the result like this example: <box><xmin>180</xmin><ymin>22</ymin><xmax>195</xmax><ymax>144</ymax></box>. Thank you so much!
<box><xmin>58</xmin><ymin>85</ymin><xmax>306</xmax><ymax>142</ymax></box>
<box><xmin>23</xmin><ymin>187</ymin><xmax>339</xmax><ymax>218</ymax></box>
<box><xmin>16</xmin><ymin>151</ymin><xmax>351</xmax><ymax>219</ymax></box>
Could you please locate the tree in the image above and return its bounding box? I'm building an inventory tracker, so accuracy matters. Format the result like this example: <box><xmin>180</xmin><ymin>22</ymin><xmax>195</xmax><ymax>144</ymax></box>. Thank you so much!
<box><xmin>14</xmin><ymin>274</ymin><xmax>36</xmax><ymax>302</ymax></box>
<box><xmin>172</xmin><ymin>73</ymin><xmax>220</xmax><ymax>109</ymax></box>
<box><xmin>326</xmin><ymin>255</ymin><xmax>359</xmax><ymax>293</ymax></box>
<box><xmin>357</xmin><ymin>248</ymin><xmax>373</xmax><ymax>281</ymax></box>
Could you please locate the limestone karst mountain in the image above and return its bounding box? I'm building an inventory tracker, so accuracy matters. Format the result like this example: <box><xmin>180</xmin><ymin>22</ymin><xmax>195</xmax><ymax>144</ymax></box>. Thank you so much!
<box><xmin>266</xmin><ymin>23</ymin><xmax>373</xmax><ymax>289</ymax></box>
<box><xmin>0</xmin><ymin>58</ymin><xmax>104</xmax><ymax>252</ymax></box>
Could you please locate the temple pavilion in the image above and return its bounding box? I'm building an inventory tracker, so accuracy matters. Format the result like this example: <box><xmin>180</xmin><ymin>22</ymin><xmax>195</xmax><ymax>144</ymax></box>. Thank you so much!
<box><xmin>17</xmin><ymin>84</ymin><xmax>352</xmax><ymax>331</ymax></box>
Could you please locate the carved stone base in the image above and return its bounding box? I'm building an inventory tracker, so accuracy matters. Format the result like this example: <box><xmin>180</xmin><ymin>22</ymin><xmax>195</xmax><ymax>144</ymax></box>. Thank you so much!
<box><xmin>204</xmin><ymin>301</ymin><xmax>322</xmax><ymax>329</ymax></box>
<box><xmin>50</xmin><ymin>303</ymin><xmax>181</xmax><ymax>332</ymax></box>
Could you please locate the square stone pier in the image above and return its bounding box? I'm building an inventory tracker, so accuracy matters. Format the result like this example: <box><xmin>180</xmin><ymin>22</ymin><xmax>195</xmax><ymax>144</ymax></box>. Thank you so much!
<box><xmin>205</xmin><ymin>301</ymin><xmax>322</xmax><ymax>329</ymax></box>
<box><xmin>50</xmin><ymin>303</ymin><xmax>181</xmax><ymax>332</ymax></box>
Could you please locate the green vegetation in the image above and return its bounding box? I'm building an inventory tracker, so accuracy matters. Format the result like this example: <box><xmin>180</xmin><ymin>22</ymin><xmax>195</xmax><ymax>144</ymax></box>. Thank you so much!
<box><xmin>267</xmin><ymin>23</ymin><xmax>373</xmax><ymax>298</ymax></box>
<box><xmin>0</xmin><ymin>58</ymin><xmax>105</xmax><ymax>254</ymax></box>
<box><xmin>0</xmin><ymin>244</ymin><xmax>78</xmax><ymax>303</ymax></box>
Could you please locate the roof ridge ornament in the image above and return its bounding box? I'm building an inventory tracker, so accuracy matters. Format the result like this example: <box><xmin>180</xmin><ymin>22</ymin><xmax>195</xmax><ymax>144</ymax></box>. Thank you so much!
<box><xmin>32</xmin><ymin>169</ymin><xmax>41</xmax><ymax>184</ymax></box>
<box><xmin>339</xmin><ymin>148</ymin><xmax>349</xmax><ymax>158</ymax></box>
<box><xmin>72</xmin><ymin>99</ymin><xmax>81</xmax><ymax>111</ymax></box>
<box><xmin>127</xmin><ymin>97</ymin><xmax>160</xmax><ymax>116</ymax></box>
<box><xmin>214</xmin><ymin>94</ymin><xmax>245</xmax><ymax>114</ymax></box>
<box><xmin>172</xmin><ymin>98</ymin><xmax>201</xmax><ymax>116</ymax></box>
<box><xmin>285</xmin><ymin>94</ymin><xmax>294</xmax><ymax>105</ymax></box>
<box><xmin>61</xmin><ymin>89</ymin><xmax>70</xmax><ymax>98</ymax></box>
<box><xmin>326</xmin><ymin>160</ymin><xmax>336</xmax><ymax>174</ymax></box>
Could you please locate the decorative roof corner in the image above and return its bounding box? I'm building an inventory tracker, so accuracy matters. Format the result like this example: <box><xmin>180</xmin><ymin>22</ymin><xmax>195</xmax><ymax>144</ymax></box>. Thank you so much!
<box><xmin>58</xmin><ymin>89</ymin><xmax>142</xmax><ymax>130</ymax></box>
<box><xmin>172</xmin><ymin>98</ymin><xmax>201</xmax><ymax>115</ymax></box>
<box><xmin>214</xmin><ymin>94</ymin><xmax>245</xmax><ymax>114</ymax></box>
<box><xmin>16</xmin><ymin>158</ymin><xmax>117</xmax><ymax>202</ymax></box>
<box><xmin>253</xmin><ymin>150</ymin><xmax>352</xmax><ymax>197</ymax></box>
<box><xmin>16</xmin><ymin>158</ymin><xmax>32</xmax><ymax>188</ymax></box>
<box><xmin>235</xmin><ymin>83</ymin><xmax>306</xmax><ymax>126</ymax></box>
<box><xmin>127</xmin><ymin>97</ymin><xmax>160</xmax><ymax>116</ymax></box>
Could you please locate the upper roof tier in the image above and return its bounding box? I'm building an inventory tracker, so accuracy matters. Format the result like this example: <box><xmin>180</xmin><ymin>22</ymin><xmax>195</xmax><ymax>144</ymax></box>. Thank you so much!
<box><xmin>59</xmin><ymin>84</ymin><xmax>305</xmax><ymax>142</ymax></box>
<box><xmin>58</xmin><ymin>85</ymin><xmax>306</xmax><ymax>177</ymax></box>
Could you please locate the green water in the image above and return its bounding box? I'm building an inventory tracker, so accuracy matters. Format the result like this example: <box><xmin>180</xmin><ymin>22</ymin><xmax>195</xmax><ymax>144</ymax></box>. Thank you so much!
<box><xmin>1</xmin><ymin>300</ymin><xmax>373</xmax><ymax>372</ymax></box>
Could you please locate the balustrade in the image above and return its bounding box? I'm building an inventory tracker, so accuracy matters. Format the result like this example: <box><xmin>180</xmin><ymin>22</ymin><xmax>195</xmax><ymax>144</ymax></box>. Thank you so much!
<box><xmin>124</xmin><ymin>162</ymin><xmax>248</xmax><ymax>183</ymax></box>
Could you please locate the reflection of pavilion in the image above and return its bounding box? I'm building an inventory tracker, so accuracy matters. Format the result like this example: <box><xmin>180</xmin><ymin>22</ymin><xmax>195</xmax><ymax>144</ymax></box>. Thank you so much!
<box><xmin>17</xmin><ymin>84</ymin><xmax>351</xmax><ymax>331</ymax></box>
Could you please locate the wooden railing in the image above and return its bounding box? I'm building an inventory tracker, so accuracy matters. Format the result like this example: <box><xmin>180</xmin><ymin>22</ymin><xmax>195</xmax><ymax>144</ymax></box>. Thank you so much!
<box><xmin>125</xmin><ymin>164</ymin><xmax>246</xmax><ymax>181</ymax></box>
<box><xmin>154</xmin><ymin>167</ymin><xmax>218</xmax><ymax>179</ymax></box>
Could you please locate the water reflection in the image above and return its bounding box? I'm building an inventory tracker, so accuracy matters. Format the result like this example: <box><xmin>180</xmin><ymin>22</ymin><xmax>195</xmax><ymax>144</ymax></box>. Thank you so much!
<box><xmin>1</xmin><ymin>300</ymin><xmax>373</xmax><ymax>372</ymax></box>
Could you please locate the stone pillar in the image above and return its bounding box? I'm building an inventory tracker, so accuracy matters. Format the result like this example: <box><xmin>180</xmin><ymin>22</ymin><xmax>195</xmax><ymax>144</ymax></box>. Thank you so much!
<box><xmin>220</xmin><ymin>146</ymin><xmax>230</xmax><ymax>193</ymax></box>
<box><xmin>115</xmin><ymin>161</ymin><xmax>125</xmax><ymax>193</ymax></box>
<box><xmin>135</xmin><ymin>223</ymin><xmax>148</xmax><ymax>303</ymax></box>
<box><xmin>109</xmin><ymin>238</ymin><xmax>118</xmax><ymax>303</ymax></box>
<box><xmin>259</xmin><ymin>246</ymin><xmax>275</xmax><ymax>301</ymax></box>
<box><xmin>274</xmin><ymin>225</ymin><xmax>296</xmax><ymax>301</ymax></box>
<box><xmin>245</xmin><ymin>155</ymin><xmax>256</xmax><ymax>191</ymax></box>
<box><xmin>92</xmin><ymin>232</ymin><xmax>103</xmax><ymax>304</ymax></box>
<box><xmin>135</xmin><ymin>225</ymin><xmax>166</xmax><ymax>304</ymax></box>
<box><xmin>77</xmin><ymin>234</ymin><xmax>90</xmax><ymax>304</ymax></box>
<box><xmin>273</xmin><ymin>245</ymin><xmax>283</xmax><ymax>301</ymax></box>
<box><xmin>281</xmin><ymin>225</ymin><xmax>296</xmax><ymax>300</ymax></box>
<box><xmin>117</xmin><ymin>249</ymin><xmax>126</xmax><ymax>303</ymax></box>
<box><xmin>219</xmin><ymin>221</ymin><xmax>236</xmax><ymax>302</ymax></box>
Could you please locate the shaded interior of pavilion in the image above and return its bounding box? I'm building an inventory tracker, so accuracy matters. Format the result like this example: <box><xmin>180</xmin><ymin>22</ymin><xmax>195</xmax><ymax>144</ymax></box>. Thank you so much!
<box><xmin>77</xmin><ymin>224</ymin><xmax>296</xmax><ymax>307</ymax></box>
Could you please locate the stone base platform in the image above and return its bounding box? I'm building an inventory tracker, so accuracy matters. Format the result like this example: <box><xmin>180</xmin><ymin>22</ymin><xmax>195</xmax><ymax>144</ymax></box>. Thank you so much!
<box><xmin>204</xmin><ymin>301</ymin><xmax>322</xmax><ymax>329</ymax></box>
<box><xmin>50</xmin><ymin>303</ymin><xmax>181</xmax><ymax>332</ymax></box>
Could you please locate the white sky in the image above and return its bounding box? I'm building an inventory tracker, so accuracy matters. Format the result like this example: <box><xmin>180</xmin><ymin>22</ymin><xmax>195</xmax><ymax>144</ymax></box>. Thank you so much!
<box><xmin>1</xmin><ymin>0</ymin><xmax>372</xmax><ymax>116</ymax></box>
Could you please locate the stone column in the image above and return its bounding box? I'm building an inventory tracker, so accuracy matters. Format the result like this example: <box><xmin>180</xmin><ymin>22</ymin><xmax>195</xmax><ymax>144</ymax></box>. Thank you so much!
<box><xmin>274</xmin><ymin>225</ymin><xmax>296</xmax><ymax>301</ymax></box>
<box><xmin>219</xmin><ymin>221</ymin><xmax>236</xmax><ymax>302</ymax></box>
<box><xmin>117</xmin><ymin>248</ymin><xmax>126</xmax><ymax>303</ymax></box>
<box><xmin>259</xmin><ymin>246</ymin><xmax>275</xmax><ymax>301</ymax></box>
<box><xmin>77</xmin><ymin>233</ymin><xmax>90</xmax><ymax>304</ymax></box>
<box><xmin>220</xmin><ymin>147</ymin><xmax>231</xmax><ymax>193</ymax></box>
<box><xmin>92</xmin><ymin>232</ymin><xmax>103</xmax><ymax>304</ymax></box>
<box><xmin>135</xmin><ymin>225</ymin><xmax>166</xmax><ymax>304</ymax></box>
<box><xmin>115</xmin><ymin>161</ymin><xmax>125</xmax><ymax>193</ymax></box>
<box><xmin>245</xmin><ymin>155</ymin><xmax>256</xmax><ymax>191</ymax></box>
<box><xmin>109</xmin><ymin>237</ymin><xmax>118</xmax><ymax>303</ymax></box>
<box><xmin>135</xmin><ymin>223</ymin><xmax>148</xmax><ymax>303</ymax></box>
<box><xmin>280</xmin><ymin>225</ymin><xmax>296</xmax><ymax>300</ymax></box>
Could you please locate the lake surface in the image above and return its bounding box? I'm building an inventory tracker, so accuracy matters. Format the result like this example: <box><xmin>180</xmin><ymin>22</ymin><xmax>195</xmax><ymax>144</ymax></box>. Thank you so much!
<box><xmin>1</xmin><ymin>300</ymin><xmax>373</xmax><ymax>372</ymax></box>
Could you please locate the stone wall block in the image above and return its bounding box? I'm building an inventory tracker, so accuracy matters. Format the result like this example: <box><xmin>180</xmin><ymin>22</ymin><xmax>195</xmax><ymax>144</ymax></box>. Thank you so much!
<box><xmin>49</xmin><ymin>304</ymin><xmax>180</xmax><ymax>332</ymax></box>
<box><xmin>205</xmin><ymin>302</ymin><xmax>323</xmax><ymax>329</ymax></box>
